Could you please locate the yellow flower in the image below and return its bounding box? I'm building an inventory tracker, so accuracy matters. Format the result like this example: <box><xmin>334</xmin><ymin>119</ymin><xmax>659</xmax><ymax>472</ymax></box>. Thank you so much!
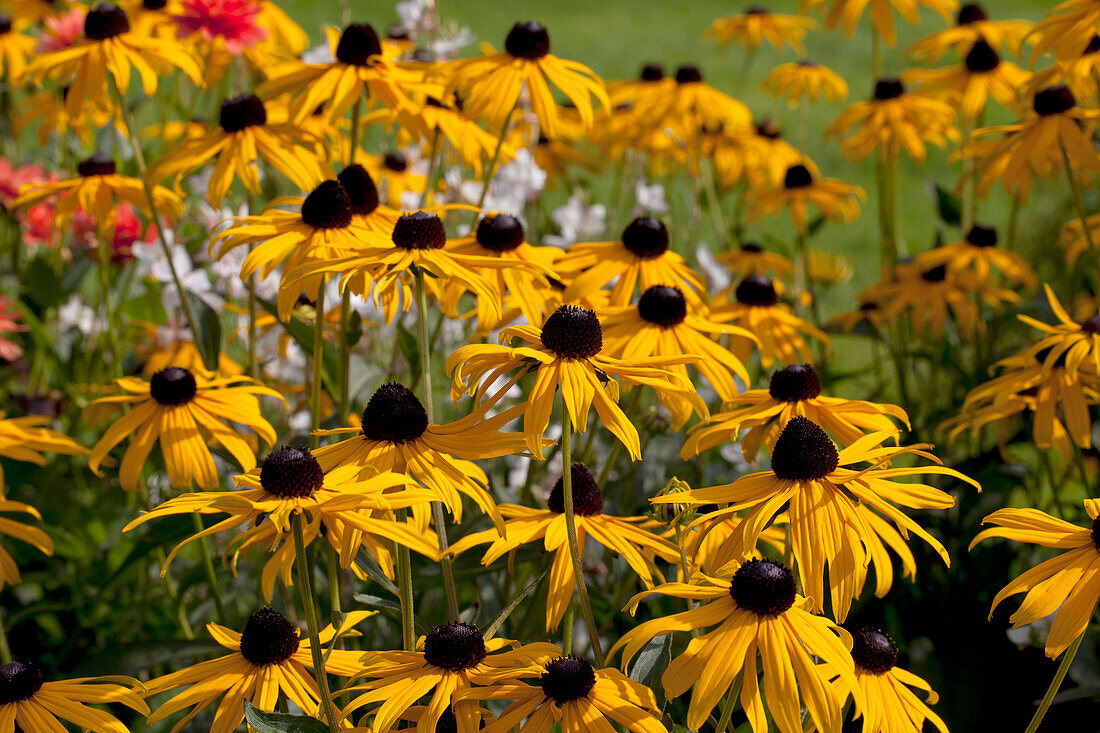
<box><xmin>1027</xmin><ymin>35</ymin><xmax>1100</xmax><ymax>104</ymax></box>
<box><xmin>357</xmin><ymin>150</ymin><xmax>429</xmax><ymax>206</ymax></box>
<box><xmin>0</xmin><ymin>15</ymin><xmax>35</xmax><ymax>81</ymax></box>
<box><xmin>808</xmin><ymin>248</ymin><xmax>852</xmax><ymax>287</ymax></box>
<box><xmin>4</xmin><ymin>0</ymin><xmax>74</xmax><ymax>25</ymax></box>
<box><xmin>914</xmin><ymin>225</ymin><xmax>1036</xmax><ymax>291</ymax></box>
<box><xmin>1060</xmin><ymin>213</ymin><xmax>1100</xmax><ymax>266</ymax></box>
<box><xmin>908</xmin><ymin>3</ymin><xmax>1032</xmax><ymax>63</ymax></box>
<box><xmin>827</xmin><ymin>78</ymin><xmax>958</xmax><ymax>164</ymax></box>
<box><xmin>970</xmin><ymin>498</ymin><xmax>1100</xmax><ymax>658</ymax></box>
<box><xmin>803</xmin><ymin>0</ymin><xmax>957</xmax><ymax>47</ymax></box>
<box><xmin>0</xmin><ymin>498</ymin><xmax>52</xmax><ymax>590</ymax></box>
<box><xmin>1030</xmin><ymin>0</ymin><xmax>1100</xmax><ymax>64</ymax></box>
<box><xmin>25</xmin><ymin>2</ymin><xmax>202</xmax><ymax>118</ymax></box>
<box><xmin>704</xmin><ymin>8</ymin><xmax>816</xmax><ymax>53</ymax></box>
<box><xmin>449</xmin><ymin>463</ymin><xmax>680</xmax><ymax>631</ymax></box>
<box><xmin>0</xmin><ymin>661</ymin><xmax>149</xmax><ymax>732</ymax></box>
<box><xmin>86</xmin><ymin>367</ymin><xmax>285</xmax><ymax>492</ymax></box>
<box><xmin>904</xmin><ymin>38</ymin><xmax>1031</xmax><ymax>124</ymax></box>
<box><xmin>442</xmin><ymin>21</ymin><xmax>609</xmax><ymax>139</ymax></box>
<box><xmin>631</xmin><ymin>65</ymin><xmax>752</xmax><ymax>153</ymax></box>
<box><xmin>148</xmin><ymin>94</ymin><xmax>327</xmax><ymax>207</ymax></box>
<box><xmin>0</xmin><ymin>414</ymin><xmax>87</xmax><ymax>492</ymax></box>
<box><xmin>762</xmin><ymin>60</ymin><xmax>849</xmax><ymax>107</ymax></box>
<box><xmin>715</xmin><ymin>241</ymin><xmax>794</xmax><ymax>279</ymax></box>
<box><xmin>145</xmin><ymin>607</ymin><xmax>372</xmax><ymax>732</ymax></box>
<box><xmin>610</xmin><ymin>559</ymin><xmax>860</xmax><ymax>733</ymax></box>
<box><xmin>12</xmin><ymin>154</ymin><xmax>184</xmax><ymax>242</ymax></box>
<box><xmin>828</xmin><ymin>299</ymin><xmax>889</xmax><ymax>333</ymax></box>
<box><xmin>745</xmin><ymin>163</ymin><xmax>864</xmax><ymax>233</ymax></box>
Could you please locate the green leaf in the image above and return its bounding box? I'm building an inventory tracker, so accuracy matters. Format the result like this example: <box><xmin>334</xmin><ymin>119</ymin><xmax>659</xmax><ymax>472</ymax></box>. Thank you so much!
<box><xmin>930</xmin><ymin>182</ymin><xmax>961</xmax><ymax>226</ymax></box>
<box><xmin>186</xmin><ymin>292</ymin><xmax>222</xmax><ymax>372</ymax></box>
<box><xmin>259</xmin><ymin>297</ymin><xmax>339</xmax><ymax>395</ymax></box>
<box><xmin>396</xmin><ymin>321</ymin><xmax>420</xmax><ymax>385</ymax></box>
<box><xmin>345</xmin><ymin>309</ymin><xmax>363</xmax><ymax>348</ymax></box>
<box><xmin>24</xmin><ymin>255</ymin><xmax>63</xmax><ymax>310</ymax></box>
<box><xmin>628</xmin><ymin>634</ymin><xmax>672</xmax><ymax>708</ymax></box>
<box><xmin>243</xmin><ymin>701</ymin><xmax>330</xmax><ymax>733</ymax></box>
<box><xmin>482</xmin><ymin>569</ymin><xmax>547</xmax><ymax>641</ymax></box>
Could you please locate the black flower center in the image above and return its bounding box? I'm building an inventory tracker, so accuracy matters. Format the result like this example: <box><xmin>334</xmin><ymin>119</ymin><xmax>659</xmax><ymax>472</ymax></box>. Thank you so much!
<box><xmin>259</xmin><ymin>446</ymin><xmax>324</xmax><ymax>498</ymax></box>
<box><xmin>0</xmin><ymin>662</ymin><xmax>43</xmax><ymax>704</ymax></box>
<box><xmin>505</xmin><ymin>21</ymin><xmax>550</xmax><ymax>60</ymax></box>
<box><xmin>335</xmin><ymin>22</ymin><xmax>382</xmax><ymax>66</ymax></box>
<box><xmin>1083</xmin><ymin>316</ymin><xmax>1100</xmax><ymax>334</ymax></box>
<box><xmin>746</xmin><ymin>6</ymin><xmax>769</xmax><ymax>15</ymax></box>
<box><xmin>540</xmin><ymin>657</ymin><xmax>596</xmax><ymax>704</ymax></box>
<box><xmin>476</xmin><ymin>214</ymin><xmax>525</xmax><ymax>252</ymax></box>
<box><xmin>541</xmin><ymin>306</ymin><xmax>603</xmax><ymax>359</ymax></box>
<box><xmin>770</xmin><ymin>416</ymin><xmax>839</xmax><ymax>480</ymax></box>
<box><xmin>859</xmin><ymin>301</ymin><xmax>880</xmax><ymax>312</ymax></box>
<box><xmin>956</xmin><ymin>3</ymin><xmax>986</xmax><ymax>24</ymax></box>
<box><xmin>1034</xmin><ymin>85</ymin><xmax>1076</xmax><ymax>116</ymax></box>
<box><xmin>874</xmin><ymin>78</ymin><xmax>905</xmax><ymax>101</ymax></box>
<box><xmin>392</xmin><ymin>211</ymin><xmax>446</xmax><ymax>250</ymax></box>
<box><xmin>769</xmin><ymin>364</ymin><xmax>822</xmax><ymax>403</ymax></box>
<box><xmin>1034</xmin><ymin>346</ymin><xmax>1069</xmax><ymax>369</ymax></box>
<box><xmin>851</xmin><ymin>627</ymin><xmax>899</xmax><ymax>675</ymax></box>
<box><xmin>756</xmin><ymin>117</ymin><xmax>782</xmax><ymax>140</ymax></box>
<box><xmin>383</xmin><ymin>152</ymin><xmax>408</xmax><ymax>172</ymax></box>
<box><xmin>422</xmin><ymin>623</ymin><xmax>488</xmax><ymax>671</ymax></box>
<box><xmin>621</xmin><ymin>217</ymin><xmax>669</xmax><ymax>259</ymax></box>
<box><xmin>300</xmin><ymin>180</ymin><xmax>353</xmax><ymax>230</ymax></box>
<box><xmin>966</xmin><ymin>225</ymin><xmax>997</xmax><ymax>247</ymax></box>
<box><xmin>784</xmin><ymin>164</ymin><xmax>814</xmax><ymax>189</ymax></box>
<box><xmin>637</xmin><ymin>285</ymin><xmax>687</xmax><ymax>327</ymax></box>
<box><xmin>149</xmin><ymin>367</ymin><xmax>197</xmax><ymax>405</ymax></box>
<box><xmin>921</xmin><ymin>264</ymin><xmax>948</xmax><ymax>282</ymax></box>
<box><xmin>1087</xmin><ymin>36</ymin><xmax>1100</xmax><ymax>56</ymax></box>
<box><xmin>219</xmin><ymin>94</ymin><xmax>267</xmax><ymax>133</ymax></box>
<box><xmin>239</xmin><ymin>607</ymin><xmax>301</xmax><ymax>666</ymax></box>
<box><xmin>84</xmin><ymin>3</ymin><xmax>130</xmax><ymax>40</ymax></box>
<box><xmin>741</xmin><ymin>242</ymin><xmax>763</xmax><ymax>253</ymax></box>
<box><xmin>965</xmin><ymin>38</ymin><xmax>1000</xmax><ymax>72</ymax></box>
<box><xmin>361</xmin><ymin>382</ymin><xmax>429</xmax><ymax>443</ymax></box>
<box><xmin>675</xmin><ymin>64</ymin><xmax>703</xmax><ymax>84</ymax></box>
<box><xmin>640</xmin><ymin>63</ymin><xmax>664</xmax><ymax>81</ymax></box>
<box><xmin>548</xmin><ymin>464</ymin><xmax>603</xmax><ymax>516</ymax></box>
<box><xmin>77</xmin><ymin>154</ymin><xmax>116</xmax><ymax>177</ymax></box>
<box><xmin>338</xmin><ymin>164</ymin><xmax>380</xmax><ymax>216</ymax></box>
<box><xmin>1092</xmin><ymin>514</ymin><xmax>1100</xmax><ymax>551</ymax></box>
<box><xmin>734</xmin><ymin>275</ymin><xmax>778</xmax><ymax>307</ymax></box>
<box><xmin>143</xmin><ymin>0</ymin><xmax>168</xmax><ymax>9</ymax></box>
<box><xmin>0</xmin><ymin>15</ymin><xmax>11</xmax><ymax>34</ymax></box>
<box><xmin>729</xmin><ymin>559</ymin><xmax>796</xmax><ymax>616</ymax></box>
<box><xmin>434</xmin><ymin>708</ymin><xmax>484</xmax><ymax>733</ymax></box>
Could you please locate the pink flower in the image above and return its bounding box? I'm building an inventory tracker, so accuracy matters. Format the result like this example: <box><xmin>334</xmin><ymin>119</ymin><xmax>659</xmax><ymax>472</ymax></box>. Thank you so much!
<box><xmin>0</xmin><ymin>158</ymin><xmax>52</xmax><ymax>209</ymax></box>
<box><xmin>0</xmin><ymin>296</ymin><xmax>27</xmax><ymax>363</ymax></box>
<box><xmin>36</xmin><ymin>8</ymin><xmax>86</xmax><ymax>53</ymax></box>
<box><xmin>21</xmin><ymin>203</ymin><xmax>56</xmax><ymax>248</ymax></box>
<box><xmin>174</xmin><ymin>0</ymin><xmax>268</xmax><ymax>55</ymax></box>
<box><xmin>73</xmin><ymin>204</ymin><xmax>153</xmax><ymax>263</ymax></box>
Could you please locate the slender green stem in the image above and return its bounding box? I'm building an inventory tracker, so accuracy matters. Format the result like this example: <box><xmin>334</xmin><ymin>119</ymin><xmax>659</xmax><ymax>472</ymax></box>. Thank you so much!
<box><xmin>561</xmin><ymin>409</ymin><xmax>605</xmax><ymax>666</ymax></box>
<box><xmin>1071</xmin><ymin>442</ymin><xmax>1093</xmax><ymax>498</ymax></box>
<box><xmin>291</xmin><ymin>514</ymin><xmax>341</xmax><ymax>733</ymax></box>
<box><xmin>1062</xmin><ymin>142</ymin><xmax>1100</xmax><ymax>296</ymax></box>
<box><xmin>419</xmin><ymin>127</ymin><xmax>443</xmax><ymax>209</ymax></box>
<box><xmin>702</xmin><ymin>159</ymin><xmax>728</xmax><ymax>249</ymax></box>
<box><xmin>326</xmin><ymin>542</ymin><xmax>343</xmax><ymax>614</ymax></box>
<box><xmin>337</xmin><ymin>291</ymin><xmax>351</xmax><ymax>423</ymax></box>
<box><xmin>596</xmin><ymin>388</ymin><xmax>642</xmax><ymax>488</ymax></box>
<box><xmin>476</xmin><ymin>104</ymin><xmax>518</xmax><ymax>214</ymax></box>
<box><xmin>871</xmin><ymin>31</ymin><xmax>882</xmax><ymax>79</ymax></box>
<box><xmin>155</xmin><ymin>545</ymin><xmax>195</xmax><ymax>639</ymax></box>
<box><xmin>1007</xmin><ymin>194</ymin><xmax>1022</xmax><ymax>251</ymax></box>
<box><xmin>247</xmin><ymin>271</ymin><xmax>258</xmax><ymax>378</ymax></box>
<box><xmin>1024</xmin><ymin>633</ymin><xmax>1085</xmax><ymax>733</ymax></box>
<box><xmin>395</xmin><ymin>507</ymin><xmax>416</xmax><ymax>651</ymax></box>
<box><xmin>562</xmin><ymin>601</ymin><xmax>576</xmax><ymax>655</ymax></box>
<box><xmin>715</xmin><ymin>673</ymin><xmax>743</xmax><ymax>732</ymax></box>
<box><xmin>349</xmin><ymin>98</ymin><xmax>362</xmax><ymax>167</ymax></box>
<box><xmin>310</xmin><ymin>285</ymin><xmax>327</xmax><ymax>449</ymax></box>
<box><xmin>0</xmin><ymin>611</ymin><xmax>12</xmax><ymax>664</ymax></box>
<box><xmin>191</xmin><ymin>513</ymin><xmax>229</xmax><ymax>625</ymax></box>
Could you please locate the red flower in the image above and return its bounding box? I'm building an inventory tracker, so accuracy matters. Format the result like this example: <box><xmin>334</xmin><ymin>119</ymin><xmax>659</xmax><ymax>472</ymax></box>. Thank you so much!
<box><xmin>21</xmin><ymin>203</ymin><xmax>56</xmax><ymax>248</ymax></box>
<box><xmin>73</xmin><ymin>204</ymin><xmax>153</xmax><ymax>263</ymax></box>
<box><xmin>0</xmin><ymin>296</ymin><xmax>27</xmax><ymax>363</ymax></box>
<box><xmin>35</xmin><ymin>8</ymin><xmax>87</xmax><ymax>54</ymax></box>
<box><xmin>0</xmin><ymin>158</ymin><xmax>53</xmax><ymax>209</ymax></box>
<box><xmin>174</xmin><ymin>0</ymin><xmax>268</xmax><ymax>55</ymax></box>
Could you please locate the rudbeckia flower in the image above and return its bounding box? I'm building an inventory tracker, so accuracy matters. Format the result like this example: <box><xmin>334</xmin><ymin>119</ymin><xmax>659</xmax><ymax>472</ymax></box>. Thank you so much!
<box><xmin>828</xmin><ymin>299</ymin><xmax>888</xmax><ymax>333</ymax></box>
<box><xmin>827</xmin><ymin>78</ymin><xmax>958</xmax><ymax>164</ymax></box>
<box><xmin>446</xmin><ymin>305</ymin><xmax>698</xmax><ymax>459</ymax></box>
<box><xmin>703</xmin><ymin>8</ymin><xmax>816</xmax><ymax>53</ymax></box>
<box><xmin>914</xmin><ymin>225</ymin><xmax>1036</xmax><ymax>291</ymax></box>
<box><xmin>708</xmin><ymin>275</ymin><xmax>830</xmax><ymax>368</ymax></box>
<box><xmin>1027</xmin><ymin>35</ymin><xmax>1100</xmax><ymax>104</ymax></box>
<box><xmin>715</xmin><ymin>241</ymin><xmax>794</xmax><ymax>279</ymax></box>
<box><xmin>655</xmin><ymin>417</ymin><xmax>980</xmax><ymax>619</ymax></box>
<box><xmin>607</xmin><ymin>63</ymin><xmax>675</xmax><ymax>109</ymax></box>
<box><xmin>12</xmin><ymin>154</ymin><xmax>184</xmax><ymax>242</ymax></box>
<box><xmin>745</xmin><ymin>163</ymin><xmax>863</xmax><ymax>233</ymax></box>
<box><xmin>970</xmin><ymin>498</ymin><xmax>1100</xmax><ymax>658</ymax></box>
<box><xmin>147</xmin><ymin>93</ymin><xmax>327</xmax><ymax>207</ymax></box>
<box><xmin>0</xmin><ymin>413</ymin><xmax>88</xmax><ymax>491</ymax></box>
<box><xmin>359</xmin><ymin>150</ymin><xmax>428</xmax><ymax>206</ymax></box>
<box><xmin>908</xmin><ymin>3</ymin><xmax>1032</xmax><ymax>63</ymax></box>
<box><xmin>556</xmin><ymin>217</ymin><xmax>707</xmax><ymax>306</ymax></box>
<box><xmin>1022</xmin><ymin>284</ymin><xmax>1100</xmax><ymax>378</ymax></box>
<box><xmin>599</xmin><ymin>285</ymin><xmax>754</xmax><ymax>428</ymax></box>
<box><xmin>339</xmin><ymin>621</ymin><xmax>561</xmax><ymax>732</ymax></box>
<box><xmin>1029</xmin><ymin>0</ymin><xmax>1100</xmax><ymax>63</ymax></box>
<box><xmin>700</xmin><ymin>121</ymin><xmax>785</xmax><ymax>189</ymax></box>
<box><xmin>4</xmin><ymin>0</ymin><xmax>73</xmax><ymax>25</ymax></box>
<box><xmin>681</xmin><ymin>363</ymin><xmax>909</xmax><ymax>460</ymax></box>
<box><xmin>905</xmin><ymin>39</ymin><xmax>1030</xmax><ymax>123</ymax></box>
<box><xmin>0</xmin><ymin>661</ymin><xmax>149</xmax><ymax>732</ymax></box>
<box><xmin>145</xmin><ymin>606</ymin><xmax>372</xmax><ymax>731</ymax></box>
<box><xmin>450</xmin><ymin>464</ymin><xmax>679</xmax><ymax>632</ymax></box>
<box><xmin>762</xmin><ymin>59</ymin><xmax>849</xmax><ymax>107</ymax></box>
<box><xmin>443</xmin><ymin>21</ymin><xmax>609</xmax><ymax>139</ymax></box>
<box><xmin>814</xmin><ymin>627</ymin><xmax>948</xmax><ymax>733</ymax></box>
<box><xmin>632</xmin><ymin>65</ymin><xmax>752</xmax><ymax>151</ymax></box>
<box><xmin>122</xmin><ymin>0</ymin><xmax>183</xmax><ymax>40</ymax></box>
<box><xmin>0</xmin><ymin>15</ymin><xmax>35</xmax><ymax>80</ymax></box>
<box><xmin>803</xmin><ymin>0</ymin><xmax>957</xmax><ymax>47</ymax></box>
<box><xmin>124</xmin><ymin>445</ymin><xmax>436</xmax><ymax>599</ymax></box>
<box><xmin>85</xmin><ymin>366</ymin><xmax>285</xmax><ymax>492</ymax></box>
<box><xmin>0</xmin><ymin>498</ymin><xmax>52</xmax><ymax>589</ymax></box>
<box><xmin>25</xmin><ymin>2</ymin><xmax>202</xmax><ymax>118</ymax></box>
<box><xmin>610</xmin><ymin>559</ymin><xmax>860</xmax><ymax>733</ymax></box>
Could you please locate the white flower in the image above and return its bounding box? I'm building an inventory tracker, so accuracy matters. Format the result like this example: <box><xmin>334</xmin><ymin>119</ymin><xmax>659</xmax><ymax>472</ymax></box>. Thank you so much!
<box><xmin>56</xmin><ymin>295</ymin><xmax>107</xmax><ymax>337</ymax></box>
<box><xmin>395</xmin><ymin>0</ymin><xmax>430</xmax><ymax>32</ymax></box>
<box><xmin>544</xmin><ymin>194</ymin><xmax>607</xmax><ymax>247</ymax></box>
<box><xmin>427</xmin><ymin>26</ymin><xmax>474</xmax><ymax>59</ymax></box>
<box><xmin>695</xmin><ymin>242</ymin><xmax>731</xmax><ymax>293</ymax></box>
<box><xmin>634</xmin><ymin>178</ymin><xmax>669</xmax><ymax>215</ymax></box>
<box><xmin>132</xmin><ymin>229</ymin><xmax>221</xmax><ymax>313</ymax></box>
<box><xmin>449</xmin><ymin>149</ymin><xmax>546</xmax><ymax>216</ymax></box>
<box><xmin>301</xmin><ymin>42</ymin><xmax>335</xmax><ymax>65</ymax></box>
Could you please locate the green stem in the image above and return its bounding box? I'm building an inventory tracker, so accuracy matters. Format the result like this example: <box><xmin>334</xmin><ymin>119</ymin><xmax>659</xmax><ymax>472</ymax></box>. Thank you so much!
<box><xmin>1024</xmin><ymin>633</ymin><xmax>1085</xmax><ymax>733</ymax></box>
<box><xmin>596</xmin><ymin>388</ymin><xmax>642</xmax><ymax>488</ymax></box>
<box><xmin>247</xmin><ymin>271</ymin><xmax>258</xmax><ymax>378</ymax></box>
<box><xmin>561</xmin><ymin>409</ymin><xmax>605</xmax><ymax>666</ymax></box>
<box><xmin>1007</xmin><ymin>193</ymin><xmax>1022</xmax><ymax>251</ymax></box>
<box><xmin>715</xmin><ymin>673</ymin><xmax>743</xmax><ymax>732</ymax></box>
<box><xmin>395</xmin><ymin>508</ymin><xmax>416</xmax><ymax>651</ymax></box>
<box><xmin>291</xmin><ymin>514</ymin><xmax>341</xmax><ymax>733</ymax></box>
<box><xmin>349</xmin><ymin>98</ymin><xmax>362</xmax><ymax>167</ymax></box>
<box><xmin>310</xmin><ymin>285</ymin><xmax>327</xmax><ymax>449</ymax></box>
<box><xmin>419</xmin><ymin>127</ymin><xmax>443</xmax><ymax>209</ymax></box>
<box><xmin>475</xmin><ymin>104</ymin><xmax>518</xmax><ymax>215</ymax></box>
<box><xmin>337</xmin><ymin>291</ymin><xmax>351</xmax><ymax>424</ymax></box>
<box><xmin>562</xmin><ymin>601</ymin><xmax>576</xmax><ymax>655</ymax></box>
<box><xmin>326</xmin><ymin>542</ymin><xmax>343</xmax><ymax>614</ymax></box>
<box><xmin>702</xmin><ymin>160</ymin><xmax>728</xmax><ymax>249</ymax></box>
<box><xmin>191</xmin><ymin>513</ymin><xmax>229</xmax><ymax>625</ymax></box>
<box><xmin>0</xmin><ymin>611</ymin><xmax>12</xmax><ymax>664</ymax></box>
<box><xmin>1062</xmin><ymin>142</ymin><xmax>1100</xmax><ymax>295</ymax></box>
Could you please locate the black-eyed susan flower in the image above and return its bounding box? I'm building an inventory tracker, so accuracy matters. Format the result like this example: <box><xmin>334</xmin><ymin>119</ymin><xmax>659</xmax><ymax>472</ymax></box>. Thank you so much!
<box><xmin>0</xmin><ymin>414</ymin><xmax>88</xmax><ymax>491</ymax></box>
<box><xmin>970</xmin><ymin>498</ymin><xmax>1100</xmax><ymax>658</ymax></box>
<box><xmin>611</xmin><ymin>559</ymin><xmax>860</xmax><ymax>733</ymax></box>
<box><xmin>905</xmin><ymin>38</ymin><xmax>1030</xmax><ymax>124</ymax></box>
<box><xmin>827</xmin><ymin>78</ymin><xmax>958</xmax><ymax>164</ymax></box>
<box><xmin>0</xmin><ymin>661</ymin><xmax>149</xmax><ymax>732</ymax></box>
<box><xmin>908</xmin><ymin>3</ymin><xmax>1032</xmax><ymax>63</ymax></box>
<box><xmin>633</xmin><ymin>65</ymin><xmax>752</xmax><ymax>150</ymax></box>
<box><xmin>859</xmin><ymin>263</ymin><xmax>998</xmax><ymax>340</ymax></box>
<box><xmin>147</xmin><ymin>94</ymin><xmax>327</xmax><ymax>207</ymax></box>
<box><xmin>607</xmin><ymin>63</ymin><xmax>675</xmax><ymax>109</ymax></box>
<box><xmin>700</xmin><ymin>122</ymin><xmax>784</xmax><ymax>189</ymax></box>
<box><xmin>1022</xmin><ymin>285</ymin><xmax>1100</xmax><ymax>377</ymax></box>
<box><xmin>804</xmin><ymin>0</ymin><xmax>957</xmax><ymax>47</ymax></box>
<box><xmin>745</xmin><ymin>163</ymin><xmax>863</xmax><ymax>233</ymax></box>
<box><xmin>336</xmin><ymin>163</ymin><xmax>403</xmax><ymax>237</ymax></box>
<box><xmin>704</xmin><ymin>8</ymin><xmax>816</xmax><ymax>54</ymax></box>
<box><xmin>915</xmin><ymin>225</ymin><xmax>1036</xmax><ymax>291</ymax></box>
<box><xmin>0</xmin><ymin>498</ymin><xmax>52</xmax><ymax>589</ymax></box>
<box><xmin>556</xmin><ymin>217</ymin><xmax>707</xmax><ymax>306</ymax></box>
<box><xmin>86</xmin><ymin>367</ymin><xmax>285</xmax><ymax>492</ymax></box>
<box><xmin>1030</xmin><ymin>0</ymin><xmax>1100</xmax><ymax>64</ymax></box>
<box><xmin>145</xmin><ymin>607</ymin><xmax>371</xmax><ymax>731</ymax></box>
<box><xmin>4</xmin><ymin>0</ymin><xmax>73</xmax><ymax>25</ymax></box>
<box><xmin>807</xmin><ymin>248</ymin><xmax>853</xmax><ymax>288</ymax></box>
<box><xmin>339</xmin><ymin>621</ymin><xmax>561</xmax><ymax>732</ymax></box>
<box><xmin>447</xmin><ymin>305</ymin><xmax>698</xmax><ymax>459</ymax></box>
<box><xmin>599</xmin><ymin>285</ymin><xmax>754</xmax><ymax>428</ymax></box>
<box><xmin>450</xmin><ymin>464</ymin><xmax>679</xmax><ymax>632</ymax></box>
<box><xmin>443</xmin><ymin>21</ymin><xmax>609</xmax><ymax>139</ymax></box>
<box><xmin>25</xmin><ymin>2</ymin><xmax>201</xmax><ymax>117</ymax></box>
<box><xmin>1028</xmin><ymin>35</ymin><xmax>1100</xmax><ymax>104</ymax></box>
<box><xmin>655</xmin><ymin>417</ymin><xmax>979</xmax><ymax>619</ymax></box>
<box><xmin>814</xmin><ymin>627</ymin><xmax>948</xmax><ymax>733</ymax></box>
<box><xmin>359</xmin><ymin>150</ymin><xmax>428</xmax><ymax>206</ymax></box>
<box><xmin>762</xmin><ymin>59</ymin><xmax>849</xmax><ymax>107</ymax></box>
<box><xmin>828</xmin><ymin>299</ymin><xmax>888</xmax><ymax>333</ymax></box>
<box><xmin>681</xmin><ymin>363</ymin><xmax>909</xmax><ymax>460</ymax></box>
<box><xmin>715</xmin><ymin>241</ymin><xmax>794</xmax><ymax>279</ymax></box>
<box><xmin>0</xmin><ymin>15</ymin><xmax>35</xmax><ymax>80</ymax></box>
<box><xmin>709</xmin><ymin>275</ymin><xmax>830</xmax><ymax>367</ymax></box>
<box><xmin>13</xmin><ymin>154</ymin><xmax>183</xmax><ymax>242</ymax></box>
